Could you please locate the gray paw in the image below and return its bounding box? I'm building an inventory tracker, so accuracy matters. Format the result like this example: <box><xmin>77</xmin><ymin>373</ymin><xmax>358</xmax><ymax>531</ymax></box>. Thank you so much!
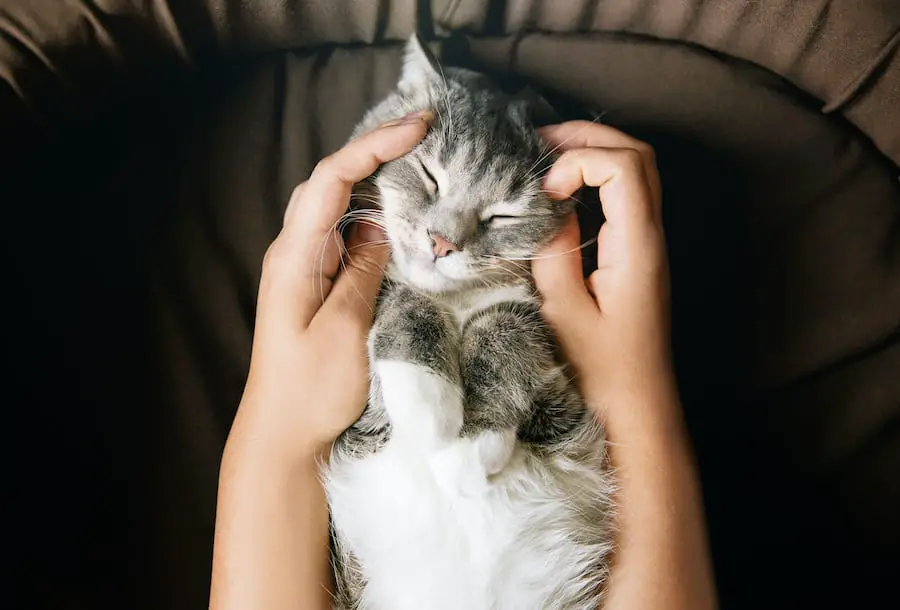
<box><xmin>369</xmin><ymin>285</ymin><xmax>460</xmax><ymax>381</ymax></box>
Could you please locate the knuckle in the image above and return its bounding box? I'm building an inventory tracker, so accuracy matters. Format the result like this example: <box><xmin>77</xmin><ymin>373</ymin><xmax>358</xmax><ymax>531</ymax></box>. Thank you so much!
<box><xmin>312</xmin><ymin>155</ymin><xmax>337</xmax><ymax>179</ymax></box>
<box><xmin>569</xmin><ymin>119</ymin><xmax>595</xmax><ymax>132</ymax></box>
<box><xmin>261</xmin><ymin>241</ymin><xmax>283</xmax><ymax>272</ymax></box>
<box><xmin>635</xmin><ymin>141</ymin><xmax>655</xmax><ymax>160</ymax></box>
<box><xmin>262</xmin><ymin>238</ymin><xmax>295</xmax><ymax>274</ymax></box>
<box><xmin>616</xmin><ymin>148</ymin><xmax>644</xmax><ymax>171</ymax></box>
<box><xmin>560</xmin><ymin>147</ymin><xmax>589</xmax><ymax>165</ymax></box>
<box><xmin>620</xmin><ymin>147</ymin><xmax>643</xmax><ymax>164</ymax></box>
<box><xmin>290</xmin><ymin>182</ymin><xmax>307</xmax><ymax>200</ymax></box>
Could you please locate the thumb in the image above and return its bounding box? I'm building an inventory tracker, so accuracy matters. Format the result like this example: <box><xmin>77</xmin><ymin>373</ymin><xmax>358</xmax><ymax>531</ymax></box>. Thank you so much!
<box><xmin>532</xmin><ymin>213</ymin><xmax>599</xmax><ymax>336</ymax></box>
<box><xmin>532</xmin><ymin>213</ymin><xmax>592</xmax><ymax>305</ymax></box>
<box><xmin>532</xmin><ymin>215</ymin><xmax>608</xmax><ymax>387</ymax></box>
<box><xmin>322</xmin><ymin>222</ymin><xmax>391</xmax><ymax>327</ymax></box>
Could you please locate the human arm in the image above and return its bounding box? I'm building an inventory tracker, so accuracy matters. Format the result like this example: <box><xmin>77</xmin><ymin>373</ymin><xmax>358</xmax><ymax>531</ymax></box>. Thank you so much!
<box><xmin>208</xmin><ymin>111</ymin><xmax>432</xmax><ymax>610</ymax></box>
<box><xmin>532</xmin><ymin>122</ymin><xmax>718</xmax><ymax>610</ymax></box>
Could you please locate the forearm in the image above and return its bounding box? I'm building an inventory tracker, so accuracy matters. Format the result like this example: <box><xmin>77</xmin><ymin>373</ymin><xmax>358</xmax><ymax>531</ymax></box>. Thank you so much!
<box><xmin>594</xmin><ymin>372</ymin><xmax>718</xmax><ymax>610</ymax></box>
<box><xmin>210</xmin><ymin>434</ymin><xmax>332</xmax><ymax>610</ymax></box>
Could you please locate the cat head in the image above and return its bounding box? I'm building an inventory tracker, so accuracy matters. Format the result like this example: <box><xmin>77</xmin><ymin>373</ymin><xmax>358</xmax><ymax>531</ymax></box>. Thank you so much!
<box><xmin>360</xmin><ymin>35</ymin><xmax>571</xmax><ymax>293</ymax></box>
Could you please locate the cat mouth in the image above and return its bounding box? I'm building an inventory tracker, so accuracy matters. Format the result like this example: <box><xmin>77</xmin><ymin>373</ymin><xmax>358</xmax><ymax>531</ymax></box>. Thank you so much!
<box><xmin>395</xmin><ymin>245</ymin><xmax>472</xmax><ymax>291</ymax></box>
<box><xmin>410</xmin><ymin>254</ymin><xmax>443</xmax><ymax>276</ymax></box>
<box><xmin>399</xmin><ymin>243</ymin><xmax>431</xmax><ymax>265</ymax></box>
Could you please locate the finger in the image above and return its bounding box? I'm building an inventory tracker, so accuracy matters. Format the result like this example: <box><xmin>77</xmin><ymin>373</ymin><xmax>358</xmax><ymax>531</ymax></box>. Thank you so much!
<box><xmin>299</xmin><ymin>112</ymin><xmax>429</xmax><ymax>291</ymax></box>
<box><xmin>281</xmin><ymin>181</ymin><xmax>307</xmax><ymax>228</ymax></box>
<box><xmin>256</xmin><ymin>225</ymin><xmax>346</xmax><ymax>333</ymax></box>
<box><xmin>317</xmin><ymin>222</ymin><xmax>391</xmax><ymax>333</ymax></box>
<box><xmin>532</xmin><ymin>213</ymin><xmax>596</xmax><ymax>313</ymax></box>
<box><xmin>262</xmin><ymin>112</ymin><xmax>431</xmax><ymax>328</ymax></box>
<box><xmin>287</xmin><ymin>111</ymin><xmax>433</xmax><ymax>242</ymax></box>
<box><xmin>542</xmin><ymin>147</ymin><xmax>656</xmax><ymax>242</ymax></box>
<box><xmin>539</xmin><ymin>121</ymin><xmax>661</xmax><ymax>216</ymax></box>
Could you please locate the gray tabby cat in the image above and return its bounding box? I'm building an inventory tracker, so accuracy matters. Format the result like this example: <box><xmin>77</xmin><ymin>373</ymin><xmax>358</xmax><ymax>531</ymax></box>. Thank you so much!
<box><xmin>323</xmin><ymin>35</ymin><xmax>615</xmax><ymax>610</ymax></box>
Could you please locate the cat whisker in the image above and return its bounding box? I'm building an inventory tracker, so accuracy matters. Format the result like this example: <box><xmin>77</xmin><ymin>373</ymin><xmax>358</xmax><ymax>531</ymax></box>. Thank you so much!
<box><xmin>478</xmin><ymin>258</ymin><xmax>533</xmax><ymax>285</ymax></box>
<box><xmin>342</xmin><ymin>215</ymin><xmax>387</xmax><ymax>228</ymax></box>
<box><xmin>315</xmin><ymin>209</ymin><xmax>386</xmax><ymax>304</ymax></box>
<box><xmin>315</xmin><ymin>221</ymin><xmax>345</xmax><ymax>305</ymax></box>
<box><xmin>337</xmin><ymin>217</ymin><xmax>387</xmax><ymax>235</ymax></box>
<box><xmin>540</xmin><ymin>189</ymin><xmax>589</xmax><ymax>210</ymax></box>
<box><xmin>336</xmin><ymin>210</ymin><xmax>387</xmax><ymax>234</ymax></box>
<box><xmin>525</xmin><ymin>112</ymin><xmax>606</xmax><ymax>177</ymax></box>
<box><xmin>349</xmin><ymin>194</ymin><xmax>384</xmax><ymax>206</ymax></box>
<box><xmin>482</xmin><ymin>255</ymin><xmax>532</xmax><ymax>278</ymax></box>
<box><xmin>435</xmin><ymin>59</ymin><xmax>454</xmax><ymax>140</ymax></box>
<box><xmin>496</xmin><ymin>237</ymin><xmax>597</xmax><ymax>262</ymax></box>
<box><xmin>346</xmin><ymin>240</ymin><xmax>392</xmax><ymax>252</ymax></box>
<box><xmin>340</xmin><ymin>206</ymin><xmax>387</xmax><ymax>219</ymax></box>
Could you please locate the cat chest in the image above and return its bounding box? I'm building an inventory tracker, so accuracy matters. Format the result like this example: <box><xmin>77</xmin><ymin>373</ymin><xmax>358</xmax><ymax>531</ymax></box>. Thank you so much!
<box><xmin>445</xmin><ymin>284</ymin><xmax>538</xmax><ymax>328</ymax></box>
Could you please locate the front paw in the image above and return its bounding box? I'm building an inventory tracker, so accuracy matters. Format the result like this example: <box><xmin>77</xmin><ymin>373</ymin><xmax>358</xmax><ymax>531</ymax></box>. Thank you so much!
<box><xmin>374</xmin><ymin>360</ymin><xmax>463</xmax><ymax>450</ymax></box>
<box><xmin>369</xmin><ymin>286</ymin><xmax>459</xmax><ymax>377</ymax></box>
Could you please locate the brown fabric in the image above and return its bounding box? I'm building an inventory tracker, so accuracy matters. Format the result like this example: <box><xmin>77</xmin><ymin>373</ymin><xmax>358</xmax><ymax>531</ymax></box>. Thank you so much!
<box><xmin>440</xmin><ymin>0</ymin><xmax>900</xmax><ymax>165</ymax></box>
<box><xmin>3</xmin><ymin>1</ymin><xmax>897</xmax><ymax>165</ymax></box>
<box><xmin>3</xmin><ymin>1</ymin><xmax>899</xmax><ymax>609</ymax></box>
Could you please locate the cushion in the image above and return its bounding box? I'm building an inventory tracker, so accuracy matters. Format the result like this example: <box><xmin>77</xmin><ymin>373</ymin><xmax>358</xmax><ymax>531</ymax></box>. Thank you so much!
<box><xmin>4</xmin><ymin>1</ymin><xmax>898</xmax><ymax>608</ymax></box>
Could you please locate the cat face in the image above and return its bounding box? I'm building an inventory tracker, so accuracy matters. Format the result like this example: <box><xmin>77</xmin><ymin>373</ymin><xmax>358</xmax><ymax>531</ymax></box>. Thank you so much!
<box><xmin>366</xmin><ymin>37</ymin><xmax>572</xmax><ymax>293</ymax></box>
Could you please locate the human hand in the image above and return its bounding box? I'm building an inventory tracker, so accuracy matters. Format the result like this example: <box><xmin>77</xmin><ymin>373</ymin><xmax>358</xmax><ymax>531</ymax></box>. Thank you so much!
<box><xmin>230</xmin><ymin>111</ymin><xmax>433</xmax><ymax>462</ymax></box>
<box><xmin>532</xmin><ymin>121</ymin><xmax>671</xmax><ymax>411</ymax></box>
<box><xmin>532</xmin><ymin>124</ymin><xmax>718</xmax><ymax>610</ymax></box>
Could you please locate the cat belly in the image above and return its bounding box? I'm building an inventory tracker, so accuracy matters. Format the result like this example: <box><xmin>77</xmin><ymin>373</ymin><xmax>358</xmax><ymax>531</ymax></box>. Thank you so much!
<box><xmin>327</xmin><ymin>437</ymin><xmax>515</xmax><ymax>610</ymax></box>
<box><xmin>326</xmin><ymin>434</ymin><xmax>609</xmax><ymax>610</ymax></box>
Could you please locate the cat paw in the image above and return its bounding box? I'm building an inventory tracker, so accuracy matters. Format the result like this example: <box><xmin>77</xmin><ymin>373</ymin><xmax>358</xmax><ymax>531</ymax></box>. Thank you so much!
<box><xmin>375</xmin><ymin>360</ymin><xmax>463</xmax><ymax>451</ymax></box>
<box><xmin>368</xmin><ymin>286</ymin><xmax>459</xmax><ymax>379</ymax></box>
<box><xmin>428</xmin><ymin>428</ymin><xmax>517</xmax><ymax>497</ymax></box>
<box><xmin>475</xmin><ymin>428</ymin><xmax>517</xmax><ymax>476</ymax></box>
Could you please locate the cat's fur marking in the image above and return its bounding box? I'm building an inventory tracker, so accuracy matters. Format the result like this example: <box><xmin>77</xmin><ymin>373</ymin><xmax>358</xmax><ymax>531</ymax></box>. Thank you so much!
<box><xmin>324</xmin><ymin>34</ymin><xmax>616</xmax><ymax>610</ymax></box>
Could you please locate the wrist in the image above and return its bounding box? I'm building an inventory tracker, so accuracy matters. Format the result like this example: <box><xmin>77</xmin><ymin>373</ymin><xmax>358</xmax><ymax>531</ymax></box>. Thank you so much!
<box><xmin>582</xmin><ymin>362</ymin><xmax>685</xmax><ymax>436</ymax></box>
<box><xmin>222</xmin><ymin>408</ymin><xmax>331</xmax><ymax>478</ymax></box>
<box><xmin>221</xmin><ymin>432</ymin><xmax>319</xmax><ymax>473</ymax></box>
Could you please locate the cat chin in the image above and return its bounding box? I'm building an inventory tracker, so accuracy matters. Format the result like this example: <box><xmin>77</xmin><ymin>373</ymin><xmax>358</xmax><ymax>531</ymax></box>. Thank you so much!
<box><xmin>386</xmin><ymin>250</ymin><xmax>466</xmax><ymax>293</ymax></box>
<box><xmin>394</xmin><ymin>264</ymin><xmax>469</xmax><ymax>293</ymax></box>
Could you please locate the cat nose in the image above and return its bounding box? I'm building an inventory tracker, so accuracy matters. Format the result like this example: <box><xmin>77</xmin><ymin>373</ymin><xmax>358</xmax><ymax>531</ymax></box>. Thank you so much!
<box><xmin>429</xmin><ymin>231</ymin><xmax>459</xmax><ymax>258</ymax></box>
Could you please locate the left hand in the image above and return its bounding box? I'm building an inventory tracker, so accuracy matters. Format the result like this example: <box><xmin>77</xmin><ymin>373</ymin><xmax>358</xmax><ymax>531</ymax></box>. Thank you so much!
<box><xmin>532</xmin><ymin>120</ymin><xmax>670</xmax><ymax>411</ymax></box>
<box><xmin>229</xmin><ymin>111</ymin><xmax>433</xmax><ymax>463</ymax></box>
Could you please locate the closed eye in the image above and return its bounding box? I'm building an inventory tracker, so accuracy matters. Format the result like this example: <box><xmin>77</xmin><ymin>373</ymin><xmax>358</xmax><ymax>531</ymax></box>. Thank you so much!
<box><xmin>420</xmin><ymin>161</ymin><xmax>438</xmax><ymax>195</ymax></box>
<box><xmin>483</xmin><ymin>214</ymin><xmax>520</xmax><ymax>227</ymax></box>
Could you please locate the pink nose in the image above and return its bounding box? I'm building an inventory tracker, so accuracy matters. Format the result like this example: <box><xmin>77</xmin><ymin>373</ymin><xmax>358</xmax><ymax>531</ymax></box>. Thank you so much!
<box><xmin>430</xmin><ymin>232</ymin><xmax>459</xmax><ymax>258</ymax></box>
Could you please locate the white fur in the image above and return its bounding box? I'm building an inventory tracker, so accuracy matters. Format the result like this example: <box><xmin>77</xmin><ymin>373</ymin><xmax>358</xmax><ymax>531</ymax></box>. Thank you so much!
<box><xmin>325</xmin><ymin>355</ymin><xmax>612</xmax><ymax>610</ymax></box>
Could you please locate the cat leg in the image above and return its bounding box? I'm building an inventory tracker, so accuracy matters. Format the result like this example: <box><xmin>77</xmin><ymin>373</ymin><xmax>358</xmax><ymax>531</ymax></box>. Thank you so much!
<box><xmin>330</xmin><ymin>526</ymin><xmax>366</xmax><ymax>610</ymax></box>
<box><xmin>370</xmin><ymin>285</ymin><xmax>463</xmax><ymax>452</ymax></box>
<box><xmin>460</xmin><ymin>301</ymin><xmax>563</xmax><ymax>473</ymax></box>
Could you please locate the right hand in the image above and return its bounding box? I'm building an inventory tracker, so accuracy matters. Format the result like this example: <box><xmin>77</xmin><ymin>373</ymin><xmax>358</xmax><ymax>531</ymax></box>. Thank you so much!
<box><xmin>531</xmin><ymin>121</ymin><xmax>672</xmax><ymax>411</ymax></box>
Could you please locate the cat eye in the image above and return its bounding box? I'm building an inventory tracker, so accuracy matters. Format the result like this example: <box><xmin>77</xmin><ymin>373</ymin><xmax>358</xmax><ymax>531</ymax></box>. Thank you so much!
<box><xmin>420</xmin><ymin>161</ymin><xmax>438</xmax><ymax>195</ymax></box>
<box><xmin>483</xmin><ymin>214</ymin><xmax>519</xmax><ymax>227</ymax></box>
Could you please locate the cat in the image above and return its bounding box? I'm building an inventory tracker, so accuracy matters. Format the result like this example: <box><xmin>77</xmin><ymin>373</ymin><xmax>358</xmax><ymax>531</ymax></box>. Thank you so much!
<box><xmin>323</xmin><ymin>35</ymin><xmax>616</xmax><ymax>610</ymax></box>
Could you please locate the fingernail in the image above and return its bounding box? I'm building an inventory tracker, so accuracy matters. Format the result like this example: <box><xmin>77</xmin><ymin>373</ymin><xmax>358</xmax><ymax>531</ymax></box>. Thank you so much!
<box><xmin>402</xmin><ymin>109</ymin><xmax>434</xmax><ymax>124</ymax></box>
<box><xmin>381</xmin><ymin>109</ymin><xmax>434</xmax><ymax>128</ymax></box>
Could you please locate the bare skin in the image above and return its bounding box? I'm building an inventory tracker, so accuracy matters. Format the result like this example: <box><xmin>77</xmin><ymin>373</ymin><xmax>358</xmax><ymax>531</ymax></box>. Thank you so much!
<box><xmin>534</xmin><ymin>122</ymin><xmax>717</xmax><ymax>610</ymax></box>
<box><xmin>209</xmin><ymin>117</ymin><xmax>718</xmax><ymax>610</ymax></box>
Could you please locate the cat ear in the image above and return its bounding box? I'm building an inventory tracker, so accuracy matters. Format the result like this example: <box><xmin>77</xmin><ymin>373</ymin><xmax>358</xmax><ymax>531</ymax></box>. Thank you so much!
<box><xmin>509</xmin><ymin>86</ymin><xmax>560</xmax><ymax>128</ymax></box>
<box><xmin>399</xmin><ymin>34</ymin><xmax>442</xmax><ymax>92</ymax></box>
